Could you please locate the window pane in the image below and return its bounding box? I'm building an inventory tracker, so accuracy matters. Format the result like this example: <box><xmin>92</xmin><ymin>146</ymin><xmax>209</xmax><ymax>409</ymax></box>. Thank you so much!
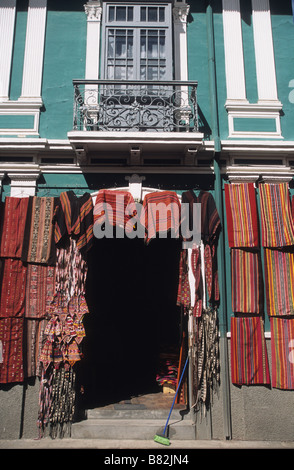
<box><xmin>109</xmin><ymin>6</ymin><xmax>115</xmax><ymax>22</ymax></box>
<box><xmin>116</xmin><ymin>7</ymin><xmax>126</xmax><ymax>21</ymax></box>
<box><xmin>140</xmin><ymin>7</ymin><xmax>146</xmax><ymax>21</ymax></box>
<box><xmin>148</xmin><ymin>7</ymin><xmax>157</xmax><ymax>22</ymax></box>
<box><xmin>127</xmin><ymin>7</ymin><xmax>133</xmax><ymax>21</ymax></box>
<box><xmin>116</xmin><ymin>32</ymin><xmax>127</xmax><ymax>58</ymax></box>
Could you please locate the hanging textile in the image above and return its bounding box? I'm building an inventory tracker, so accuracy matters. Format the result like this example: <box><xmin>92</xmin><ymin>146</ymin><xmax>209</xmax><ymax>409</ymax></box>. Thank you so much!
<box><xmin>93</xmin><ymin>189</ymin><xmax>137</xmax><ymax>234</ymax></box>
<box><xmin>270</xmin><ymin>317</ymin><xmax>294</xmax><ymax>390</ymax></box>
<box><xmin>21</xmin><ymin>196</ymin><xmax>57</xmax><ymax>265</ymax></box>
<box><xmin>140</xmin><ymin>191</ymin><xmax>181</xmax><ymax>244</ymax></box>
<box><xmin>25</xmin><ymin>264</ymin><xmax>56</xmax><ymax>319</ymax></box>
<box><xmin>224</xmin><ymin>183</ymin><xmax>259</xmax><ymax>248</ymax></box>
<box><xmin>0</xmin><ymin>197</ymin><xmax>29</xmax><ymax>258</ymax></box>
<box><xmin>176</xmin><ymin>249</ymin><xmax>191</xmax><ymax>310</ymax></box>
<box><xmin>181</xmin><ymin>190</ymin><xmax>221</xmax><ymax>305</ymax></box>
<box><xmin>53</xmin><ymin>191</ymin><xmax>94</xmax><ymax>254</ymax></box>
<box><xmin>191</xmin><ymin>307</ymin><xmax>220</xmax><ymax>413</ymax></box>
<box><xmin>0</xmin><ymin>317</ymin><xmax>24</xmax><ymax>383</ymax></box>
<box><xmin>230</xmin><ymin>316</ymin><xmax>270</xmax><ymax>385</ymax></box>
<box><xmin>24</xmin><ymin>318</ymin><xmax>47</xmax><ymax>378</ymax></box>
<box><xmin>231</xmin><ymin>248</ymin><xmax>263</xmax><ymax>314</ymax></box>
<box><xmin>259</xmin><ymin>182</ymin><xmax>294</xmax><ymax>248</ymax></box>
<box><xmin>191</xmin><ymin>246</ymin><xmax>203</xmax><ymax>317</ymax></box>
<box><xmin>264</xmin><ymin>247</ymin><xmax>294</xmax><ymax>316</ymax></box>
<box><xmin>0</xmin><ymin>258</ymin><xmax>27</xmax><ymax>318</ymax></box>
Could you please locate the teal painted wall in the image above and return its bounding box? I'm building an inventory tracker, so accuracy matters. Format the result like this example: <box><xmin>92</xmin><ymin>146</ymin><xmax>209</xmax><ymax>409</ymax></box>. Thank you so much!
<box><xmin>39</xmin><ymin>1</ymin><xmax>86</xmax><ymax>139</ymax></box>
<box><xmin>9</xmin><ymin>0</ymin><xmax>27</xmax><ymax>101</ymax></box>
<box><xmin>270</xmin><ymin>1</ymin><xmax>294</xmax><ymax>141</ymax></box>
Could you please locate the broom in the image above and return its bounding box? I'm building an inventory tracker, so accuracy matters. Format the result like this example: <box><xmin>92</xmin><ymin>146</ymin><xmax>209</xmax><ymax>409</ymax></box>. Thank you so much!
<box><xmin>154</xmin><ymin>356</ymin><xmax>189</xmax><ymax>446</ymax></box>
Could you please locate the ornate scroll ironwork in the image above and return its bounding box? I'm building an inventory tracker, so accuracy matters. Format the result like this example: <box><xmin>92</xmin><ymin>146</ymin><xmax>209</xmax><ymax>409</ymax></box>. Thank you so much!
<box><xmin>72</xmin><ymin>80</ymin><xmax>198</xmax><ymax>132</ymax></box>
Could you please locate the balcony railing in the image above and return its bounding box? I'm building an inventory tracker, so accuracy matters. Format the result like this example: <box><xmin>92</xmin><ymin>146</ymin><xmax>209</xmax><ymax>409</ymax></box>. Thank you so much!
<box><xmin>72</xmin><ymin>80</ymin><xmax>198</xmax><ymax>133</ymax></box>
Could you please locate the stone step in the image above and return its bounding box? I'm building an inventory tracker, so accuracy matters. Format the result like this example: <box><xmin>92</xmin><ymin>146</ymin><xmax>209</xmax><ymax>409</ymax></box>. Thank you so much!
<box><xmin>71</xmin><ymin>418</ymin><xmax>196</xmax><ymax>440</ymax></box>
<box><xmin>86</xmin><ymin>407</ymin><xmax>190</xmax><ymax>421</ymax></box>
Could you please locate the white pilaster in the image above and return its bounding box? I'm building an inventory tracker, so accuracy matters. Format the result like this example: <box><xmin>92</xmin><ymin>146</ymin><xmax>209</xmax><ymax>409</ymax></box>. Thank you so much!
<box><xmin>8</xmin><ymin>168</ymin><xmax>40</xmax><ymax>197</ymax></box>
<box><xmin>173</xmin><ymin>2</ymin><xmax>190</xmax><ymax>81</ymax></box>
<box><xmin>84</xmin><ymin>1</ymin><xmax>103</xmax><ymax>80</ymax></box>
<box><xmin>251</xmin><ymin>0</ymin><xmax>280</xmax><ymax>104</ymax></box>
<box><xmin>0</xmin><ymin>0</ymin><xmax>17</xmax><ymax>102</ymax></box>
<box><xmin>222</xmin><ymin>0</ymin><xmax>248</xmax><ymax>104</ymax></box>
<box><xmin>20</xmin><ymin>0</ymin><xmax>47</xmax><ymax>103</ymax></box>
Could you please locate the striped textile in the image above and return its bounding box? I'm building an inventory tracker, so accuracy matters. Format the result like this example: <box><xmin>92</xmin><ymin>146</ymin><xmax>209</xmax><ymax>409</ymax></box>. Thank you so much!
<box><xmin>0</xmin><ymin>258</ymin><xmax>27</xmax><ymax>318</ymax></box>
<box><xmin>25</xmin><ymin>264</ymin><xmax>56</xmax><ymax>319</ymax></box>
<box><xmin>176</xmin><ymin>249</ymin><xmax>191</xmax><ymax>309</ymax></box>
<box><xmin>225</xmin><ymin>183</ymin><xmax>259</xmax><ymax>248</ymax></box>
<box><xmin>230</xmin><ymin>316</ymin><xmax>270</xmax><ymax>385</ymax></box>
<box><xmin>0</xmin><ymin>197</ymin><xmax>29</xmax><ymax>258</ymax></box>
<box><xmin>259</xmin><ymin>183</ymin><xmax>294</xmax><ymax>247</ymax></box>
<box><xmin>0</xmin><ymin>317</ymin><xmax>24</xmax><ymax>383</ymax></box>
<box><xmin>140</xmin><ymin>191</ymin><xmax>181</xmax><ymax>244</ymax></box>
<box><xmin>54</xmin><ymin>191</ymin><xmax>93</xmax><ymax>254</ymax></box>
<box><xmin>264</xmin><ymin>248</ymin><xmax>294</xmax><ymax>316</ymax></box>
<box><xmin>22</xmin><ymin>196</ymin><xmax>57</xmax><ymax>265</ymax></box>
<box><xmin>270</xmin><ymin>317</ymin><xmax>294</xmax><ymax>390</ymax></box>
<box><xmin>94</xmin><ymin>189</ymin><xmax>137</xmax><ymax>234</ymax></box>
<box><xmin>231</xmin><ymin>249</ymin><xmax>263</xmax><ymax>314</ymax></box>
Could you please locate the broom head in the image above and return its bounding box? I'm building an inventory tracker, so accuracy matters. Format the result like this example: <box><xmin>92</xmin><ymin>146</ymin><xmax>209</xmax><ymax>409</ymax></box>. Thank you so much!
<box><xmin>154</xmin><ymin>434</ymin><xmax>171</xmax><ymax>446</ymax></box>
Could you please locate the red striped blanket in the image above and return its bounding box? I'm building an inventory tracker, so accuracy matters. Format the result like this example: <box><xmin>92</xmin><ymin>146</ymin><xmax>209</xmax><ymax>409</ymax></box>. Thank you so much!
<box><xmin>230</xmin><ymin>316</ymin><xmax>270</xmax><ymax>385</ymax></box>
<box><xmin>0</xmin><ymin>197</ymin><xmax>29</xmax><ymax>258</ymax></box>
<box><xmin>94</xmin><ymin>189</ymin><xmax>137</xmax><ymax>234</ymax></box>
<box><xmin>231</xmin><ymin>249</ymin><xmax>263</xmax><ymax>314</ymax></box>
<box><xmin>259</xmin><ymin>183</ymin><xmax>294</xmax><ymax>247</ymax></box>
<box><xmin>225</xmin><ymin>183</ymin><xmax>259</xmax><ymax>248</ymax></box>
<box><xmin>270</xmin><ymin>317</ymin><xmax>294</xmax><ymax>389</ymax></box>
<box><xmin>140</xmin><ymin>191</ymin><xmax>181</xmax><ymax>244</ymax></box>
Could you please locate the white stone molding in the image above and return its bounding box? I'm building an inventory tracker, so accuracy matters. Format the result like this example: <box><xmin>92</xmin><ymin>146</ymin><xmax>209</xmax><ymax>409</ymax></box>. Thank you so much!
<box><xmin>173</xmin><ymin>2</ymin><xmax>190</xmax><ymax>82</ymax></box>
<box><xmin>0</xmin><ymin>0</ymin><xmax>16</xmax><ymax>102</ymax></box>
<box><xmin>251</xmin><ymin>0</ymin><xmax>280</xmax><ymax>105</ymax></box>
<box><xmin>84</xmin><ymin>1</ymin><xmax>102</xmax><ymax>80</ymax></box>
<box><xmin>19</xmin><ymin>0</ymin><xmax>47</xmax><ymax>103</ymax></box>
<box><xmin>8</xmin><ymin>167</ymin><xmax>40</xmax><ymax>197</ymax></box>
<box><xmin>222</xmin><ymin>0</ymin><xmax>248</xmax><ymax>105</ymax></box>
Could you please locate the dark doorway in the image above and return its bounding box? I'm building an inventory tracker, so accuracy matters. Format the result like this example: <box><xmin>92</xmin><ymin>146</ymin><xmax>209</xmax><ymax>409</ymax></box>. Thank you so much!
<box><xmin>80</xmin><ymin>236</ymin><xmax>182</xmax><ymax>409</ymax></box>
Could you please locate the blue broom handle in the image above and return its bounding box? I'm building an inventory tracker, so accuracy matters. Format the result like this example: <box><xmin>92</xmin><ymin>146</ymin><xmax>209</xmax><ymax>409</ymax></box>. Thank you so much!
<box><xmin>163</xmin><ymin>356</ymin><xmax>189</xmax><ymax>435</ymax></box>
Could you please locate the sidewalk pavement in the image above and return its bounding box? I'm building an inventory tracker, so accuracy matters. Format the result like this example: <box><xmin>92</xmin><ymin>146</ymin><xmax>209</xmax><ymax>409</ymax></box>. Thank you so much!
<box><xmin>1</xmin><ymin>438</ymin><xmax>294</xmax><ymax>449</ymax></box>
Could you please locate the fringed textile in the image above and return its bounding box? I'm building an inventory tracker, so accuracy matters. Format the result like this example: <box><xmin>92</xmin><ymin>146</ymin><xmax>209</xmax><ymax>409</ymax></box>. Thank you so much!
<box><xmin>264</xmin><ymin>248</ymin><xmax>294</xmax><ymax>316</ymax></box>
<box><xmin>259</xmin><ymin>183</ymin><xmax>294</xmax><ymax>248</ymax></box>
<box><xmin>231</xmin><ymin>249</ymin><xmax>263</xmax><ymax>314</ymax></box>
<box><xmin>191</xmin><ymin>307</ymin><xmax>220</xmax><ymax>413</ymax></box>
<box><xmin>270</xmin><ymin>317</ymin><xmax>294</xmax><ymax>390</ymax></box>
<box><xmin>140</xmin><ymin>191</ymin><xmax>181</xmax><ymax>244</ymax></box>
<box><xmin>0</xmin><ymin>258</ymin><xmax>27</xmax><ymax>318</ymax></box>
<box><xmin>93</xmin><ymin>189</ymin><xmax>137</xmax><ymax>234</ymax></box>
<box><xmin>37</xmin><ymin>364</ymin><xmax>76</xmax><ymax>439</ymax></box>
<box><xmin>53</xmin><ymin>191</ymin><xmax>94</xmax><ymax>254</ymax></box>
<box><xmin>0</xmin><ymin>197</ymin><xmax>29</xmax><ymax>258</ymax></box>
<box><xmin>0</xmin><ymin>317</ymin><xmax>24</xmax><ymax>383</ymax></box>
<box><xmin>224</xmin><ymin>183</ymin><xmax>259</xmax><ymax>248</ymax></box>
<box><xmin>21</xmin><ymin>196</ymin><xmax>57</xmax><ymax>265</ymax></box>
<box><xmin>230</xmin><ymin>316</ymin><xmax>270</xmax><ymax>385</ymax></box>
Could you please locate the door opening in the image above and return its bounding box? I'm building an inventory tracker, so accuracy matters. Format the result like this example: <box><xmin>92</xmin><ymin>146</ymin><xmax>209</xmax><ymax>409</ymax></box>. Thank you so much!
<box><xmin>79</xmin><ymin>235</ymin><xmax>185</xmax><ymax>410</ymax></box>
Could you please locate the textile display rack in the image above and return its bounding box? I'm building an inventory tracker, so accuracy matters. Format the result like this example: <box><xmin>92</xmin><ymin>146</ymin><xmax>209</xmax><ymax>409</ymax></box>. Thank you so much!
<box><xmin>0</xmin><ymin>180</ymin><xmax>223</xmax><ymax>438</ymax></box>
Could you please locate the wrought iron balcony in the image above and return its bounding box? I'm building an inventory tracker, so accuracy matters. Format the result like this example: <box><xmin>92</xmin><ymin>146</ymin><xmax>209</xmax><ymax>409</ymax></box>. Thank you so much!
<box><xmin>72</xmin><ymin>80</ymin><xmax>198</xmax><ymax>133</ymax></box>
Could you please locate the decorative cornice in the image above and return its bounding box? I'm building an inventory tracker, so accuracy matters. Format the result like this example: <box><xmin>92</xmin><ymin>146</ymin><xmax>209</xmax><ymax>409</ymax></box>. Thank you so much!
<box><xmin>84</xmin><ymin>1</ymin><xmax>102</xmax><ymax>22</ymax></box>
<box><xmin>172</xmin><ymin>3</ymin><xmax>190</xmax><ymax>24</ymax></box>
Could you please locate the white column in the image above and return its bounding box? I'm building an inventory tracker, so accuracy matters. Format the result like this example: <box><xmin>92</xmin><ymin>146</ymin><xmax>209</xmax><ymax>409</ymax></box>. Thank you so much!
<box><xmin>84</xmin><ymin>1</ymin><xmax>102</xmax><ymax>80</ymax></box>
<box><xmin>20</xmin><ymin>0</ymin><xmax>47</xmax><ymax>103</ymax></box>
<box><xmin>173</xmin><ymin>2</ymin><xmax>190</xmax><ymax>81</ymax></box>
<box><xmin>222</xmin><ymin>0</ymin><xmax>248</xmax><ymax>104</ymax></box>
<box><xmin>251</xmin><ymin>0</ymin><xmax>279</xmax><ymax>103</ymax></box>
<box><xmin>0</xmin><ymin>0</ymin><xmax>16</xmax><ymax>102</ymax></box>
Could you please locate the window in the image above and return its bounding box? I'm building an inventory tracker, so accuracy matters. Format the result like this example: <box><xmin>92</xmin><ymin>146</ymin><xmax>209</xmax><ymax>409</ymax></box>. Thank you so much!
<box><xmin>101</xmin><ymin>2</ymin><xmax>173</xmax><ymax>81</ymax></box>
